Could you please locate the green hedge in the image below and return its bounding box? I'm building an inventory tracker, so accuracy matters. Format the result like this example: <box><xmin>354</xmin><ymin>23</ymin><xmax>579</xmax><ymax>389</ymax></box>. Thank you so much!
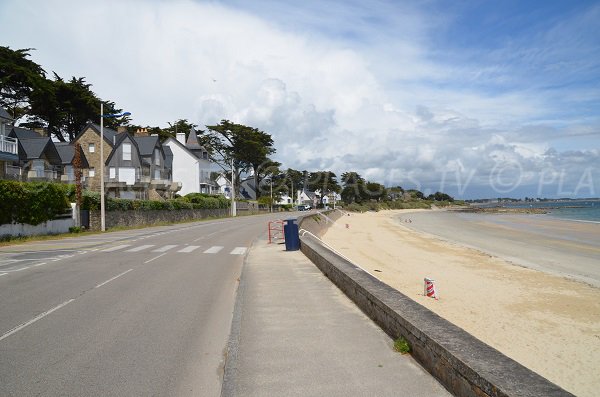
<box><xmin>0</xmin><ymin>180</ymin><xmax>70</xmax><ymax>225</ymax></box>
<box><xmin>79</xmin><ymin>191</ymin><xmax>230</xmax><ymax>211</ymax></box>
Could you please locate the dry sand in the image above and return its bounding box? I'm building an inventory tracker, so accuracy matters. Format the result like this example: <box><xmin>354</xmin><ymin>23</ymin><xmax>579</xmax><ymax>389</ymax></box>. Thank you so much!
<box><xmin>322</xmin><ymin>209</ymin><xmax>600</xmax><ymax>397</ymax></box>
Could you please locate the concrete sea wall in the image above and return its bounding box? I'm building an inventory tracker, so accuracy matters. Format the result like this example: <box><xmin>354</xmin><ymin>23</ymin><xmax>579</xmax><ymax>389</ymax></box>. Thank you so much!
<box><xmin>298</xmin><ymin>210</ymin><xmax>573</xmax><ymax>397</ymax></box>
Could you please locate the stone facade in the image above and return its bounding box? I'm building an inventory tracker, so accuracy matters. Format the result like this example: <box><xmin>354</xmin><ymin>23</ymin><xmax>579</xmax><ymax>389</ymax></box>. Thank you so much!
<box><xmin>73</xmin><ymin>125</ymin><xmax>111</xmax><ymax>191</ymax></box>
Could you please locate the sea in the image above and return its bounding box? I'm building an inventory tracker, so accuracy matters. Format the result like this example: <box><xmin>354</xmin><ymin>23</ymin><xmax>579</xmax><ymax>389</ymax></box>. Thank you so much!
<box><xmin>500</xmin><ymin>200</ymin><xmax>600</xmax><ymax>223</ymax></box>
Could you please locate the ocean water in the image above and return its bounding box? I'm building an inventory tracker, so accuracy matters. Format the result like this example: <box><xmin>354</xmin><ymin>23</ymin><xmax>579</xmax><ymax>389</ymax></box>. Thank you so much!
<box><xmin>502</xmin><ymin>200</ymin><xmax>600</xmax><ymax>223</ymax></box>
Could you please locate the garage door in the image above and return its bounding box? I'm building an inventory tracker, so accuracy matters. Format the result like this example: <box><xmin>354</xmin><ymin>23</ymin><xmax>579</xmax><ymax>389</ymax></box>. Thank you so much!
<box><xmin>119</xmin><ymin>167</ymin><xmax>136</xmax><ymax>185</ymax></box>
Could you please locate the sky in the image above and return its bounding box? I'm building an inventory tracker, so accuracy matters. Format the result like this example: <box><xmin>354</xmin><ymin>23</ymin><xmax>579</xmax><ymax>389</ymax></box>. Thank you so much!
<box><xmin>1</xmin><ymin>0</ymin><xmax>599</xmax><ymax>199</ymax></box>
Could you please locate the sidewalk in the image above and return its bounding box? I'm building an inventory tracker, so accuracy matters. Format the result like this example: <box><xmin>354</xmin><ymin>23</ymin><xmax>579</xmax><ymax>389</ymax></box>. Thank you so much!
<box><xmin>221</xmin><ymin>236</ymin><xmax>451</xmax><ymax>397</ymax></box>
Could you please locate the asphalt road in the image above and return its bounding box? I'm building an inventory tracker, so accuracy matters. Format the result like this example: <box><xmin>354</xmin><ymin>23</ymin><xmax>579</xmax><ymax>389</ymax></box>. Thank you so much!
<box><xmin>0</xmin><ymin>213</ymin><xmax>283</xmax><ymax>396</ymax></box>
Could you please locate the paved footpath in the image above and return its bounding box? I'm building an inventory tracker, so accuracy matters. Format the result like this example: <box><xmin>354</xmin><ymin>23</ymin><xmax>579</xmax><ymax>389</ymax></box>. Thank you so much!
<box><xmin>222</xmin><ymin>236</ymin><xmax>451</xmax><ymax>397</ymax></box>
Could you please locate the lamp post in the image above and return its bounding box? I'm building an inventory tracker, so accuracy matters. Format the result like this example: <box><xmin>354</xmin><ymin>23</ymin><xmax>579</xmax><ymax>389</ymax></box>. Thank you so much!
<box><xmin>100</xmin><ymin>103</ymin><xmax>131</xmax><ymax>232</ymax></box>
<box><xmin>231</xmin><ymin>156</ymin><xmax>236</xmax><ymax>217</ymax></box>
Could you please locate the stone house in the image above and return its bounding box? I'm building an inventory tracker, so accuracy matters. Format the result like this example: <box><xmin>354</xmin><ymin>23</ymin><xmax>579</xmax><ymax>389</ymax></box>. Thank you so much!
<box><xmin>72</xmin><ymin>122</ymin><xmax>119</xmax><ymax>191</ymax></box>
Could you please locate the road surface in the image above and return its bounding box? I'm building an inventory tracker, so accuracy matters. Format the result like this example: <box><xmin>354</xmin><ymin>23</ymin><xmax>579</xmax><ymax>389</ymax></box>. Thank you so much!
<box><xmin>0</xmin><ymin>214</ymin><xmax>281</xmax><ymax>396</ymax></box>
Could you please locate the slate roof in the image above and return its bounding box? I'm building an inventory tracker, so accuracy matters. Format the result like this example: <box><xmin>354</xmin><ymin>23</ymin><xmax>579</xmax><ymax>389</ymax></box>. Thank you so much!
<box><xmin>9</xmin><ymin>126</ymin><xmax>42</xmax><ymax>140</ymax></box>
<box><xmin>74</xmin><ymin>122</ymin><xmax>119</xmax><ymax>146</ymax></box>
<box><xmin>54</xmin><ymin>142</ymin><xmax>90</xmax><ymax>167</ymax></box>
<box><xmin>104</xmin><ymin>132</ymin><xmax>141</xmax><ymax>165</ymax></box>
<box><xmin>18</xmin><ymin>137</ymin><xmax>61</xmax><ymax>164</ymax></box>
<box><xmin>0</xmin><ymin>107</ymin><xmax>12</xmax><ymax>120</ymax></box>
<box><xmin>133</xmin><ymin>136</ymin><xmax>160</xmax><ymax>157</ymax></box>
<box><xmin>185</xmin><ymin>129</ymin><xmax>204</xmax><ymax>150</ymax></box>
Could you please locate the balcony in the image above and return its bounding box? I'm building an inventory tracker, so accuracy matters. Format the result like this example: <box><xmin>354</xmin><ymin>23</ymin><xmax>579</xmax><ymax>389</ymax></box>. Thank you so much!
<box><xmin>27</xmin><ymin>169</ymin><xmax>58</xmax><ymax>181</ymax></box>
<box><xmin>0</xmin><ymin>135</ymin><xmax>17</xmax><ymax>155</ymax></box>
<box><xmin>0</xmin><ymin>135</ymin><xmax>18</xmax><ymax>161</ymax></box>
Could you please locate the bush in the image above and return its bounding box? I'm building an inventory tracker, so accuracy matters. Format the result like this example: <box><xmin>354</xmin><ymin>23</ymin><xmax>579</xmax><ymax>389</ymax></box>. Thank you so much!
<box><xmin>0</xmin><ymin>180</ymin><xmax>70</xmax><ymax>225</ymax></box>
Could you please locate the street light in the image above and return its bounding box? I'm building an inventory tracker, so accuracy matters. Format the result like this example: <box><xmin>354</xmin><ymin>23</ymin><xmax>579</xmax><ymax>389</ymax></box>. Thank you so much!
<box><xmin>100</xmin><ymin>103</ymin><xmax>131</xmax><ymax>232</ymax></box>
<box><xmin>226</xmin><ymin>130</ymin><xmax>236</xmax><ymax>217</ymax></box>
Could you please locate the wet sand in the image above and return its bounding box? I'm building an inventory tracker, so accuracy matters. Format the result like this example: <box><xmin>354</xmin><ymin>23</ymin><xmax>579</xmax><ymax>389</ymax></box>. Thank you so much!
<box><xmin>322</xmin><ymin>209</ymin><xmax>600</xmax><ymax>397</ymax></box>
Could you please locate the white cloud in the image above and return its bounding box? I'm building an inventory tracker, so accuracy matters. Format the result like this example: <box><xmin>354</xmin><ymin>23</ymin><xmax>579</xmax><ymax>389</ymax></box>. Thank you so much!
<box><xmin>0</xmin><ymin>0</ymin><xmax>598</xmax><ymax>198</ymax></box>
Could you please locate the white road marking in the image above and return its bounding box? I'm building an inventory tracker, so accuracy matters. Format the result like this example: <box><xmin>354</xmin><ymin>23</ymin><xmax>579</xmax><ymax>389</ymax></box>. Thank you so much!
<box><xmin>101</xmin><ymin>244</ymin><xmax>131</xmax><ymax>252</ymax></box>
<box><xmin>33</xmin><ymin>262</ymin><xmax>47</xmax><ymax>267</ymax></box>
<box><xmin>0</xmin><ymin>299</ymin><xmax>74</xmax><ymax>342</ymax></box>
<box><xmin>126</xmin><ymin>245</ymin><xmax>155</xmax><ymax>252</ymax></box>
<box><xmin>203</xmin><ymin>246</ymin><xmax>224</xmax><ymax>254</ymax></box>
<box><xmin>177</xmin><ymin>245</ymin><xmax>201</xmax><ymax>253</ymax></box>
<box><xmin>152</xmin><ymin>245</ymin><xmax>177</xmax><ymax>252</ymax></box>
<box><xmin>0</xmin><ymin>273</ymin><xmax>6</xmax><ymax>277</ymax></box>
<box><xmin>144</xmin><ymin>253</ymin><xmax>167</xmax><ymax>264</ymax></box>
<box><xmin>95</xmin><ymin>269</ymin><xmax>134</xmax><ymax>289</ymax></box>
<box><xmin>230</xmin><ymin>247</ymin><xmax>247</xmax><ymax>255</ymax></box>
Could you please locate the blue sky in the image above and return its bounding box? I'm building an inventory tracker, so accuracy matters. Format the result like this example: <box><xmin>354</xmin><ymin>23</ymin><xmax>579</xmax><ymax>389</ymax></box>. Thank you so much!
<box><xmin>1</xmin><ymin>0</ymin><xmax>598</xmax><ymax>198</ymax></box>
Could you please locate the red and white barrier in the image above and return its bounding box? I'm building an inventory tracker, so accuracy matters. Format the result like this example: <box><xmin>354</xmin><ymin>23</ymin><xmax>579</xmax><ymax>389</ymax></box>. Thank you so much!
<box><xmin>424</xmin><ymin>278</ymin><xmax>438</xmax><ymax>300</ymax></box>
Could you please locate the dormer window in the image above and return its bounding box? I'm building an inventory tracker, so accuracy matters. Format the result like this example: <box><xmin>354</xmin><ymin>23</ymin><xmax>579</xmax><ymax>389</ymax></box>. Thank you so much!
<box><xmin>89</xmin><ymin>143</ymin><xmax>95</xmax><ymax>153</ymax></box>
<box><xmin>154</xmin><ymin>149</ymin><xmax>160</xmax><ymax>165</ymax></box>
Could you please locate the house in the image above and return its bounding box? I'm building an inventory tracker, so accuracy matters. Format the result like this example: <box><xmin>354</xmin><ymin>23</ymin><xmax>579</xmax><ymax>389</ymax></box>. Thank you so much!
<box><xmin>275</xmin><ymin>193</ymin><xmax>294</xmax><ymax>206</ymax></box>
<box><xmin>132</xmin><ymin>134</ymin><xmax>179</xmax><ymax>199</ymax></box>
<box><xmin>215</xmin><ymin>173</ymin><xmax>232</xmax><ymax>199</ymax></box>
<box><xmin>239</xmin><ymin>176</ymin><xmax>257</xmax><ymax>200</ymax></box>
<box><xmin>72</xmin><ymin>122</ymin><xmax>120</xmax><ymax>191</ymax></box>
<box><xmin>16</xmin><ymin>137</ymin><xmax>62</xmax><ymax>181</ymax></box>
<box><xmin>0</xmin><ymin>108</ymin><xmax>18</xmax><ymax>179</ymax></box>
<box><xmin>162</xmin><ymin>130</ymin><xmax>216</xmax><ymax>196</ymax></box>
<box><xmin>297</xmin><ymin>189</ymin><xmax>319</xmax><ymax>207</ymax></box>
<box><xmin>55</xmin><ymin>142</ymin><xmax>89</xmax><ymax>185</ymax></box>
<box><xmin>103</xmin><ymin>132</ymin><xmax>149</xmax><ymax>199</ymax></box>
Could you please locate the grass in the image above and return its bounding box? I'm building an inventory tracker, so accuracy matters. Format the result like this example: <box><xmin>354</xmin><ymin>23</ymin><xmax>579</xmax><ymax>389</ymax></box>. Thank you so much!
<box><xmin>393</xmin><ymin>337</ymin><xmax>411</xmax><ymax>354</ymax></box>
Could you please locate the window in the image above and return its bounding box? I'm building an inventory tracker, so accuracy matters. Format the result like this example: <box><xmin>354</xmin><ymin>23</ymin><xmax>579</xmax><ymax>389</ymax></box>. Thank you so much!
<box><xmin>154</xmin><ymin>169</ymin><xmax>161</xmax><ymax>180</ymax></box>
<box><xmin>89</xmin><ymin>143</ymin><xmax>95</xmax><ymax>153</ymax></box>
<box><xmin>89</xmin><ymin>168</ymin><xmax>95</xmax><ymax>177</ymax></box>
<box><xmin>122</xmin><ymin>143</ymin><xmax>131</xmax><ymax>161</ymax></box>
<box><xmin>109</xmin><ymin>167</ymin><xmax>115</xmax><ymax>179</ymax></box>
<box><xmin>154</xmin><ymin>150</ymin><xmax>160</xmax><ymax>165</ymax></box>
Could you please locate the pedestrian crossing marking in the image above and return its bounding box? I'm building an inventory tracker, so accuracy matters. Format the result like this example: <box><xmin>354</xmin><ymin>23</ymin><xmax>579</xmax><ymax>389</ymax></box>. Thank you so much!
<box><xmin>178</xmin><ymin>245</ymin><xmax>201</xmax><ymax>253</ymax></box>
<box><xmin>102</xmin><ymin>244</ymin><xmax>131</xmax><ymax>252</ymax></box>
<box><xmin>126</xmin><ymin>245</ymin><xmax>155</xmax><ymax>252</ymax></box>
<box><xmin>203</xmin><ymin>246</ymin><xmax>224</xmax><ymax>254</ymax></box>
<box><xmin>152</xmin><ymin>245</ymin><xmax>178</xmax><ymax>252</ymax></box>
<box><xmin>230</xmin><ymin>247</ymin><xmax>247</xmax><ymax>255</ymax></box>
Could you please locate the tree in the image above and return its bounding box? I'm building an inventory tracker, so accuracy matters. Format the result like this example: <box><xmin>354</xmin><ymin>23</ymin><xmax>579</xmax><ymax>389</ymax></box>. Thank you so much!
<box><xmin>1</xmin><ymin>46</ymin><xmax>129</xmax><ymax>141</ymax></box>
<box><xmin>203</xmin><ymin>120</ymin><xmax>276</xmax><ymax>195</ymax></box>
<box><xmin>341</xmin><ymin>172</ymin><xmax>366</xmax><ymax>204</ymax></box>
<box><xmin>0</xmin><ymin>46</ymin><xmax>46</xmax><ymax>120</ymax></box>
<box><xmin>305</xmin><ymin>171</ymin><xmax>340</xmax><ymax>193</ymax></box>
<box><xmin>427</xmin><ymin>191</ymin><xmax>454</xmax><ymax>202</ymax></box>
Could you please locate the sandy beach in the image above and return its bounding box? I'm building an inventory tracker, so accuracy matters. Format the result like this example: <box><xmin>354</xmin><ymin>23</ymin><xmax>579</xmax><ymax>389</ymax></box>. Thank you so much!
<box><xmin>322</xmin><ymin>209</ymin><xmax>600</xmax><ymax>397</ymax></box>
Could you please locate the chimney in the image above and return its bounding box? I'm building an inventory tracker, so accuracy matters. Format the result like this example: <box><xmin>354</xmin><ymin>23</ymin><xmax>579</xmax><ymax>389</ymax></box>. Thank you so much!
<box><xmin>136</xmin><ymin>127</ymin><xmax>149</xmax><ymax>136</ymax></box>
<box><xmin>117</xmin><ymin>126</ymin><xmax>128</xmax><ymax>134</ymax></box>
<box><xmin>177</xmin><ymin>133</ymin><xmax>186</xmax><ymax>144</ymax></box>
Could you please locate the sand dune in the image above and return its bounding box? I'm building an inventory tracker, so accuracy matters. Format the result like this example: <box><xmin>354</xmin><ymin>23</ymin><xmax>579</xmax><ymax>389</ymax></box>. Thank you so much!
<box><xmin>322</xmin><ymin>209</ymin><xmax>600</xmax><ymax>397</ymax></box>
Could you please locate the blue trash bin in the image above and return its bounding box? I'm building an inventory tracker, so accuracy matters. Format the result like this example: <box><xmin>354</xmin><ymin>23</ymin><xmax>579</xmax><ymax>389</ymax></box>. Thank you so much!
<box><xmin>283</xmin><ymin>218</ymin><xmax>300</xmax><ymax>251</ymax></box>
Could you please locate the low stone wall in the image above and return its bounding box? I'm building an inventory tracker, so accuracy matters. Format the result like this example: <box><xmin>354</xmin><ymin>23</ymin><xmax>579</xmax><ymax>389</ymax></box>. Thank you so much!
<box><xmin>298</xmin><ymin>211</ymin><xmax>573</xmax><ymax>397</ymax></box>
<box><xmin>89</xmin><ymin>208</ymin><xmax>230</xmax><ymax>231</ymax></box>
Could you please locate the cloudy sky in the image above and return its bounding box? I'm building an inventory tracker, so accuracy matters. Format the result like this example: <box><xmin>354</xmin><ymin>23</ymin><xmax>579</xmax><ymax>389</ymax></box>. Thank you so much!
<box><xmin>1</xmin><ymin>0</ymin><xmax>599</xmax><ymax>198</ymax></box>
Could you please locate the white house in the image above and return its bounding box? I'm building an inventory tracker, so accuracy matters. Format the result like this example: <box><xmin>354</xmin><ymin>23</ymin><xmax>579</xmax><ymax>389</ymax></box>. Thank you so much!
<box><xmin>162</xmin><ymin>130</ymin><xmax>216</xmax><ymax>196</ymax></box>
<box><xmin>215</xmin><ymin>173</ymin><xmax>232</xmax><ymax>198</ymax></box>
